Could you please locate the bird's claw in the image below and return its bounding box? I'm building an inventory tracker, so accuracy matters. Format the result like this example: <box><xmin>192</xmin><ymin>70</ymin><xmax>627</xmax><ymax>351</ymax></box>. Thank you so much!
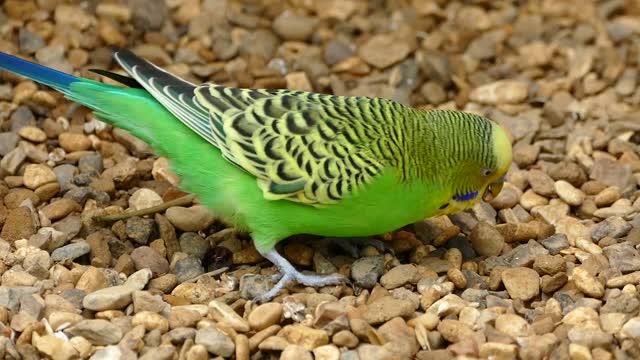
<box><xmin>253</xmin><ymin>249</ymin><xmax>347</xmax><ymax>303</ymax></box>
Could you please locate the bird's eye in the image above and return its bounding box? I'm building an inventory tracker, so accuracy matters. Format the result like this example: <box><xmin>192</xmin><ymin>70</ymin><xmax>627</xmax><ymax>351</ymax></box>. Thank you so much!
<box><xmin>481</xmin><ymin>168</ymin><xmax>493</xmax><ymax>177</ymax></box>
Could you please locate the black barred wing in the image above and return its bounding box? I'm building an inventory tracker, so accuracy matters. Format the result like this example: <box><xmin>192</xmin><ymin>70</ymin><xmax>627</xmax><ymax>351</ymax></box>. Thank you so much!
<box><xmin>194</xmin><ymin>85</ymin><xmax>386</xmax><ymax>205</ymax></box>
<box><xmin>113</xmin><ymin>48</ymin><xmax>387</xmax><ymax>205</ymax></box>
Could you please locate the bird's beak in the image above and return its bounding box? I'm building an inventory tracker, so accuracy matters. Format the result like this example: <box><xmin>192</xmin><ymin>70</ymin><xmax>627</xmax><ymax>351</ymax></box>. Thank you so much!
<box><xmin>483</xmin><ymin>177</ymin><xmax>504</xmax><ymax>202</ymax></box>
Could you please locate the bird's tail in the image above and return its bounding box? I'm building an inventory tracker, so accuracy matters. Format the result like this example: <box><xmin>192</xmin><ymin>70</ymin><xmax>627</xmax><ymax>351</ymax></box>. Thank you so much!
<box><xmin>0</xmin><ymin>51</ymin><xmax>177</xmax><ymax>147</ymax></box>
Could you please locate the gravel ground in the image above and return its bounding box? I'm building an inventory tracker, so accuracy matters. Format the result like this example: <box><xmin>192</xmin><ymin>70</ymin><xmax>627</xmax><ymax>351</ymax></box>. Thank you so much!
<box><xmin>1</xmin><ymin>0</ymin><xmax>640</xmax><ymax>359</ymax></box>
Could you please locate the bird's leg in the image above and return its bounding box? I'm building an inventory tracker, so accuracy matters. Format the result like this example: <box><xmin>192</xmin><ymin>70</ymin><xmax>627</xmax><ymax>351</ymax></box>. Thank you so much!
<box><xmin>314</xmin><ymin>236</ymin><xmax>395</xmax><ymax>258</ymax></box>
<box><xmin>254</xmin><ymin>248</ymin><xmax>346</xmax><ymax>303</ymax></box>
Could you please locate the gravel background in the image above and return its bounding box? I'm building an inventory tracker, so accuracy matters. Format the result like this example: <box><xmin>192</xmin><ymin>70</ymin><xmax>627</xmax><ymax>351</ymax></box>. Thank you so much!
<box><xmin>0</xmin><ymin>0</ymin><xmax>640</xmax><ymax>359</ymax></box>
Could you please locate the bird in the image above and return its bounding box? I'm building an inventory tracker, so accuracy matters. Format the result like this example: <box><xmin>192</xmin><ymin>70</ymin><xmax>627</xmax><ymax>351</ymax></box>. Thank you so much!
<box><xmin>0</xmin><ymin>49</ymin><xmax>512</xmax><ymax>302</ymax></box>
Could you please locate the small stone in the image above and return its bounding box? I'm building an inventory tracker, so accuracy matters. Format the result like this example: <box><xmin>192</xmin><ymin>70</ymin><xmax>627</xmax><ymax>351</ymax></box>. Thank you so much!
<box><xmin>540</xmin><ymin>233</ymin><xmax>570</xmax><ymax>255</ymax></box>
<box><xmin>528</xmin><ymin>169</ymin><xmax>555</xmax><ymax>197</ymax></box>
<box><xmin>594</xmin><ymin>186</ymin><xmax>622</xmax><ymax>207</ymax></box>
<box><xmin>313</xmin><ymin>344</ymin><xmax>340</xmax><ymax>360</ymax></box>
<box><xmin>1</xmin><ymin>207</ymin><xmax>35</xmax><ymax>242</ymax></box>
<box><xmin>83</xmin><ymin>285</ymin><xmax>134</xmax><ymax>311</ymax></box>
<box><xmin>248</xmin><ymin>302</ymin><xmax>283</xmax><ymax>331</ymax></box>
<box><xmin>272</xmin><ymin>11</ymin><xmax>316</xmax><ymax>41</ymax></box>
<box><xmin>501</xmin><ymin>267</ymin><xmax>540</xmax><ymax>301</ymax></box>
<box><xmin>377</xmin><ymin>317</ymin><xmax>419</xmax><ymax>358</ymax></box>
<box><xmin>0</xmin><ymin>132</ymin><xmax>19</xmax><ymax>156</ymax></box>
<box><xmin>469</xmin><ymin>221</ymin><xmax>505</xmax><ymax>257</ymax></box>
<box><xmin>590</xmin><ymin>158</ymin><xmax>634</xmax><ymax>191</ymax></box>
<box><xmin>195</xmin><ymin>326</ymin><xmax>235</xmax><ymax>357</ymax></box>
<box><xmin>126</xmin><ymin>216</ymin><xmax>156</xmax><ymax>245</ymax></box>
<box><xmin>332</xmin><ymin>330</ymin><xmax>359</xmax><ymax>348</ymax></box>
<box><xmin>18</xmin><ymin>126</ymin><xmax>47</xmax><ymax>142</ymax></box>
<box><xmin>169</xmin><ymin>308</ymin><xmax>201</xmax><ymax>329</ymax></box>
<box><xmin>359</xmin><ymin>34</ymin><xmax>411</xmax><ymax>69</ymax></box>
<box><xmin>33</xmin><ymin>334</ymin><xmax>79</xmax><ymax>360</ymax></box>
<box><xmin>1</xmin><ymin>147</ymin><xmax>27</xmax><ymax>174</ymax></box>
<box><xmin>520</xmin><ymin>189</ymin><xmax>549</xmax><ymax>210</ymax></box>
<box><xmin>281</xmin><ymin>324</ymin><xmax>329</xmax><ymax>350</ymax></box>
<box><xmin>380</xmin><ymin>264</ymin><xmax>418</xmax><ymax>289</ymax></box>
<box><xmin>41</xmin><ymin>198</ymin><xmax>81</xmax><ymax>221</ymax></box>
<box><xmin>592</xmin><ymin>216</ymin><xmax>632</xmax><ymax>240</ymax></box>
<box><xmin>75</xmin><ymin>266</ymin><xmax>108</xmax><ymax>293</ymax></box>
<box><xmin>173</xmin><ymin>256</ymin><xmax>204</xmax><ymax>283</ymax></box>
<box><xmin>533</xmin><ymin>254</ymin><xmax>566</xmax><ymax>275</ymax></box>
<box><xmin>130</xmin><ymin>246</ymin><xmax>169</xmax><ymax>276</ymax></box>
<box><xmin>604</xmin><ymin>242</ymin><xmax>640</xmax><ymax>273</ymax></box>
<box><xmin>350</xmin><ymin>255</ymin><xmax>384</xmax><ymax>289</ymax></box>
<box><xmin>51</xmin><ymin>240</ymin><xmax>91</xmax><ymax>262</ymax></box>
<box><xmin>59</xmin><ymin>132</ymin><xmax>92</xmax><ymax>152</ymax></box>
<box><xmin>283</xmin><ymin>242</ymin><xmax>314</xmax><ymax>266</ymax></box>
<box><xmin>65</xmin><ymin>319</ymin><xmax>123</xmax><ymax>346</ymax></box>
<box><xmin>469</xmin><ymin>80</ymin><xmax>529</xmax><ymax>104</ymax></box>
<box><xmin>362</xmin><ymin>296</ymin><xmax>416</xmax><ymax>325</ymax></box>
<box><xmin>165</xmin><ymin>205</ymin><xmax>215</xmax><ymax>232</ymax></box>
<box><xmin>209</xmin><ymin>300</ymin><xmax>250</xmax><ymax>332</ymax></box>
<box><xmin>131</xmin><ymin>311</ymin><xmax>169</xmax><ymax>333</ymax></box>
<box><xmin>437</xmin><ymin>319</ymin><xmax>475</xmax><ymax>344</ymax></box>
<box><xmin>129</xmin><ymin>188</ymin><xmax>163</xmax><ymax>211</ymax></box>
<box><xmin>554</xmin><ymin>180</ymin><xmax>585</xmax><ymax>206</ymax></box>
<box><xmin>281</xmin><ymin>345</ymin><xmax>313</xmax><ymax>360</ymax></box>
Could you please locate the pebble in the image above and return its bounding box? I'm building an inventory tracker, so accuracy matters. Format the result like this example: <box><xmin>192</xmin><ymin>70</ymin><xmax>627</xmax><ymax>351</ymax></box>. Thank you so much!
<box><xmin>350</xmin><ymin>255</ymin><xmax>384</xmax><ymax>289</ymax></box>
<box><xmin>65</xmin><ymin>319</ymin><xmax>123</xmax><ymax>345</ymax></box>
<box><xmin>130</xmin><ymin>246</ymin><xmax>169</xmax><ymax>276</ymax></box>
<box><xmin>248</xmin><ymin>302</ymin><xmax>283</xmax><ymax>331</ymax></box>
<box><xmin>469</xmin><ymin>80</ymin><xmax>529</xmax><ymax>104</ymax></box>
<box><xmin>272</xmin><ymin>11</ymin><xmax>316</xmax><ymax>41</ymax></box>
<box><xmin>1</xmin><ymin>207</ymin><xmax>35</xmax><ymax>242</ymax></box>
<box><xmin>554</xmin><ymin>180</ymin><xmax>585</xmax><ymax>206</ymax></box>
<box><xmin>18</xmin><ymin>126</ymin><xmax>47</xmax><ymax>142</ymax></box>
<box><xmin>58</xmin><ymin>132</ymin><xmax>92</xmax><ymax>152</ymax></box>
<box><xmin>41</xmin><ymin>198</ymin><xmax>81</xmax><ymax>221</ymax></box>
<box><xmin>380</xmin><ymin>264</ymin><xmax>418</xmax><ymax>289</ymax></box>
<box><xmin>195</xmin><ymin>326</ymin><xmax>235</xmax><ymax>357</ymax></box>
<box><xmin>129</xmin><ymin>188</ymin><xmax>163</xmax><ymax>210</ymax></box>
<box><xmin>501</xmin><ymin>267</ymin><xmax>540</xmax><ymax>301</ymax></box>
<box><xmin>209</xmin><ymin>300</ymin><xmax>250</xmax><ymax>332</ymax></box>
<box><xmin>165</xmin><ymin>205</ymin><xmax>215</xmax><ymax>232</ymax></box>
<box><xmin>469</xmin><ymin>221</ymin><xmax>505</xmax><ymax>257</ymax></box>
<box><xmin>495</xmin><ymin>313</ymin><xmax>530</xmax><ymax>338</ymax></box>
<box><xmin>359</xmin><ymin>34</ymin><xmax>410</xmax><ymax>69</ymax></box>
<box><xmin>594</xmin><ymin>186</ymin><xmax>622</xmax><ymax>207</ymax></box>
<box><xmin>281</xmin><ymin>324</ymin><xmax>329</xmax><ymax>350</ymax></box>
<box><xmin>51</xmin><ymin>240</ymin><xmax>91</xmax><ymax>261</ymax></box>
<box><xmin>362</xmin><ymin>296</ymin><xmax>416</xmax><ymax>325</ymax></box>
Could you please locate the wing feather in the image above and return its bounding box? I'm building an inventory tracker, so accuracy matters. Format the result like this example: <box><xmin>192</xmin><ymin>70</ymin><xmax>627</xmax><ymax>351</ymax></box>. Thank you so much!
<box><xmin>113</xmin><ymin>49</ymin><xmax>398</xmax><ymax>205</ymax></box>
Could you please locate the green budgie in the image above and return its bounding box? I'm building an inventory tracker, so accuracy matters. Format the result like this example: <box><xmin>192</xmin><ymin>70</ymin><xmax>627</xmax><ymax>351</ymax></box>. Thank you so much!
<box><xmin>0</xmin><ymin>50</ymin><xmax>512</xmax><ymax>301</ymax></box>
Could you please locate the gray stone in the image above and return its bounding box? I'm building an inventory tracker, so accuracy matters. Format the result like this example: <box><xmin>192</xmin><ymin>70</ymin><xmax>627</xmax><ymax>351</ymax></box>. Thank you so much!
<box><xmin>126</xmin><ymin>217</ymin><xmax>156</xmax><ymax>245</ymax></box>
<box><xmin>0</xmin><ymin>132</ymin><xmax>18</xmax><ymax>156</ymax></box>
<box><xmin>51</xmin><ymin>240</ymin><xmax>91</xmax><ymax>262</ymax></box>
<box><xmin>239</xmin><ymin>274</ymin><xmax>273</xmax><ymax>300</ymax></box>
<box><xmin>173</xmin><ymin>256</ymin><xmax>204</xmax><ymax>283</ymax></box>
<box><xmin>179</xmin><ymin>232</ymin><xmax>209</xmax><ymax>259</ymax></box>
<box><xmin>592</xmin><ymin>217</ymin><xmax>632</xmax><ymax>241</ymax></box>
<box><xmin>350</xmin><ymin>256</ymin><xmax>384</xmax><ymax>289</ymax></box>
<box><xmin>484</xmin><ymin>240</ymin><xmax>549</xmax><ymax>272</ymax></box>
<box><xmin>603</xmin><ymin>243</ymin><xmax>640</xmax><ymax>273</ymax></box>
<box><xmin>195</xmin><ymin>326</ymin><xmax>234</xmax><ymax>357</ymax></box>
<box><xmin>540</xmin><ymin>233</ymin><xmax>570</xmax><ymax>255</ymax></box>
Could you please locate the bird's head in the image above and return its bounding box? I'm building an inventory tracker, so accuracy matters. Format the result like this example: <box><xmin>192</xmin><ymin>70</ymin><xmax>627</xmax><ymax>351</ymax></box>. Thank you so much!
<box><xmin>433</xmin><ymin>114</ymin><xmax>512</xmax><ymax>216</ymax></box>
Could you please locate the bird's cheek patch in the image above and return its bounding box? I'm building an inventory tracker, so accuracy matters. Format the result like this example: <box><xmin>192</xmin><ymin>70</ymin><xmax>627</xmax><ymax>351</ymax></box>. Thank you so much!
<box><xmin>453</xmin><ymin>191</ymin><xmax>479</xmax><ymax>202</ymax></box>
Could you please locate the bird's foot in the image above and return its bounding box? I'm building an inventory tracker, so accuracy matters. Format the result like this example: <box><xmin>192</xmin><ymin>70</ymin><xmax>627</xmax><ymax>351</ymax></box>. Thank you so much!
<box><xmin>254</xmin><ymin>249</ymin><xmax>347</xmax><ymax>303</ymax></box>
<box><xmin>315</xmin><ymin>236</ymin><xmax>395</xmax><ymax>258</ymax></box>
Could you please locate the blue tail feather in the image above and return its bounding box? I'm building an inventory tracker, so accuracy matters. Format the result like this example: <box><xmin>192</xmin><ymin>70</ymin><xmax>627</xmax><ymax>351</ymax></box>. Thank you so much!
<box><xmin>0</xmin><ymin>52</ymin><xmax>79</xmax><ymax>92</ymax></box>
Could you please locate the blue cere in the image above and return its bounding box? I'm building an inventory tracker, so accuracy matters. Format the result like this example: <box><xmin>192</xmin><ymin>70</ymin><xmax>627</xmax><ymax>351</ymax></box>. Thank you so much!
<box><xmin>454</xmin><ymin>191</ymin><xmax>479</xmax><ymax>202</ymax></box>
